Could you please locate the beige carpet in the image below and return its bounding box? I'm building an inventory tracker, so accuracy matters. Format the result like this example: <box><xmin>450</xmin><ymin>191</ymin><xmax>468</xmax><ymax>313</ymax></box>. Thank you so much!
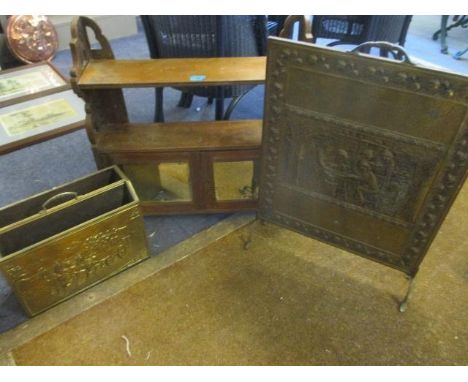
<box><xmin>9</xmin><ymin>185</ymin><xmax>468</xmax><ymax>365</ymax></box>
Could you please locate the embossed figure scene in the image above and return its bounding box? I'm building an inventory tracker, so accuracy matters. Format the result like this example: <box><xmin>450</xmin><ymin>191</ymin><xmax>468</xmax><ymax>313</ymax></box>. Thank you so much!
<box><xmin>279</xmin><ymin>118</ymin><xmax>441</xmax><ymax>225</ymax></box>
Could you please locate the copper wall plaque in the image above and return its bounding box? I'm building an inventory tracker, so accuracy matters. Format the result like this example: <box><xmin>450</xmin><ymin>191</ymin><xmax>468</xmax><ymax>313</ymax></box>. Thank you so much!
<box><xmin>6</xmin><ymin>15</ymin><xmax>58</xmax><ymax>64</ymax></box>
<box><xmin>258</xmin><ymin>38</ymin><xmax>468</xmax><ymax>276</ymax></box>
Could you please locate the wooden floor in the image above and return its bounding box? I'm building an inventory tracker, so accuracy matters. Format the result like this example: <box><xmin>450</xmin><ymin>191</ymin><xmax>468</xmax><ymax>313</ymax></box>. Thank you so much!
<box><xmin>3</xmin><ymin>184</ymin><xmax>467</xmax><ymax>365</ymax></box>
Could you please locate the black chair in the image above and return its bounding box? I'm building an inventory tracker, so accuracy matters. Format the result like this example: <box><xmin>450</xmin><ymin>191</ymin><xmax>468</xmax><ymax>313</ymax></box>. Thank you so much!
<box><xmin>141</xmin><ymin>15</ymin><xmax>268</xmax><ymax>122</ymax></box>
<box><xmin>311</xmin><ymin>16</ymin><xmax>412</xmax><ymax>57</ymax></box>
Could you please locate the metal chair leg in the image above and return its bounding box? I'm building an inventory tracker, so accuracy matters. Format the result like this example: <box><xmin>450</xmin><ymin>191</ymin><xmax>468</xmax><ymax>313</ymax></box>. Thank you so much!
<box><xmin>223</xmin><ymin>89</ymin><xmax>253</xmax><ymax>120</ymax></box>
<box><xmin>453</xmin><ymin>47</ymin><xmax>468</xmax><ymax>60</ymax></box>
<box><xmin>440</xmin><ymin>15</ymin><xmax>449</xmax><ymax>54</ymax></box>
<box><xmin>223</xmin><ymin>96</ymin><xmax>241</xmax><ymax>120</ymax></box>
<box><xmin>432</xmin><ymin>16</ymin><xmax>449</xmax><ymax>54</ymax></box>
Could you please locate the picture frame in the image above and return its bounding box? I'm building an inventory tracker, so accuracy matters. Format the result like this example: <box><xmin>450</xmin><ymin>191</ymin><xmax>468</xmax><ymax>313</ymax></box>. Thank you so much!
<box><xmin>0</xmin><ymin>89</ymin><xmax>85</xmax><ymax>154</ymax></box>
<box><xmin>0</xmin><ymin>62</ymin><xmax>69</xmax><ymax>108</ymax></box>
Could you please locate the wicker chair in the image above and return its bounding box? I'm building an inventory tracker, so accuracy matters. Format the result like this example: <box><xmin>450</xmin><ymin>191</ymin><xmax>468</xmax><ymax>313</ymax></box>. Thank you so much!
<box><xmin>141</xmin><ymin>15</ymin><xmax>268</xmax><ymax>122</ymax></box>
<box><xmin>311</xmin><ymin>16</ymin><xmax>412</xmax><ymax>57</ymax></box>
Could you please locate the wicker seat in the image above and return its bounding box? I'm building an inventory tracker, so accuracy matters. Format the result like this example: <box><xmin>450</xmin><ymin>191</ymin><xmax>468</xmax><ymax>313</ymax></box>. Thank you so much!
<box><xmin>141</xmin><ymin>16</ymin><xmax>268</xmax><ymax>122</ymax></box>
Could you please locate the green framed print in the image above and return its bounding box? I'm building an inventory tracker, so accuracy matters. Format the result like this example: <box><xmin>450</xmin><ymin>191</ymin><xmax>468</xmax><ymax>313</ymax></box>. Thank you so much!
<box><xmin>0</xmin><ymin>89</ymin><xmax>85</xmax><ymax>154</ymax></box>
<box><xmin>0</xmin><ymin>63</ymin><xmax>68</xmax><ymax>107</ymax></box>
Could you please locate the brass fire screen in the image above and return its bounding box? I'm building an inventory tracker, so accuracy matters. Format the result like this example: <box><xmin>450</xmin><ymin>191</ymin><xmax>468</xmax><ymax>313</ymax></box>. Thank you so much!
<box><xmin>258</xmin><ymin>38</ymin><xmax>468</xmax><ymax>276</ymax></box>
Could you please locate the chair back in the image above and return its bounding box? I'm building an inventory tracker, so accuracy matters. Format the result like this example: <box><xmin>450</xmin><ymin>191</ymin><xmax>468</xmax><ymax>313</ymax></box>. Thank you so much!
<box><xmin>312</xmin><ymin>16</ymin><xmax>412</xmax><ymax>47</ymax></box>
<box><xmin>141</xmin><ymin>15</ymin><xmax>268</xmax><ymax>99</ymax></box>
<box><xmin>142</xmin><ymin>16</ymin><xmax>267</xmax><ymax>59</ymax></box>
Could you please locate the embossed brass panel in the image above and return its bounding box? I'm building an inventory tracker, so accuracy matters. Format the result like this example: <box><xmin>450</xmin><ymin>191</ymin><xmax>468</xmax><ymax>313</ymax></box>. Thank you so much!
<box><xmin>0</xmin><ymin>167</ymin><xmax>149</xmax><ymax>316</ymax></box>
<box><xmin>259</xmin><ymin>38</ymin><xmax>468</xmax><ymax>276</ymax></box>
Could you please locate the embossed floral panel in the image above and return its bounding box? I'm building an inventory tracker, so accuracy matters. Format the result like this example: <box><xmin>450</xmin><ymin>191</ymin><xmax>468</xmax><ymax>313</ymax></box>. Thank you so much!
<box><xmin>258</xmin><ymin>37</ymin><xmax>468</xmax><ymax>276</ymax></box>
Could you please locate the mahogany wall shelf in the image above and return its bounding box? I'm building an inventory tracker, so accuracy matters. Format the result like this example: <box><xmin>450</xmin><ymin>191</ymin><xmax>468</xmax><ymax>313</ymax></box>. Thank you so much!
<box><xmin>70</xmin><ymin>16</ymin><xmax>265</xmax><ymax>215</ymax></box>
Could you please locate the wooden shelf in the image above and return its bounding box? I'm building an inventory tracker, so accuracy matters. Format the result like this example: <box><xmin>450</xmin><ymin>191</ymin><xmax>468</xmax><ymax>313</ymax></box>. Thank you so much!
<box><xmin>70</xmin><ymin>16</ymin><xmax>263</xmax><ymax>216</ymax></box>
<box><xmin>79</xmin><ymin>57</ymin><xmax>267</xmax><ymax>89</ymax></box>
<box><xmin>95</xmin><ymin>119</ymin><xmax>262</xmax><ymax>153</ymax></box>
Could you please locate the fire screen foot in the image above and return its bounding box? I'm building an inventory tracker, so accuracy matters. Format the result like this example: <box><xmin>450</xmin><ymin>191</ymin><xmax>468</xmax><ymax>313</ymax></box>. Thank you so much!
<box><xmin>241</xmin><ymin>232</ymin><xmax>252</xmax><ymax>250</ymax></box>
<box><xmin>399</xmin><ymin>276</ymin><xmax>416</xmax><ymax>313</ymax></box>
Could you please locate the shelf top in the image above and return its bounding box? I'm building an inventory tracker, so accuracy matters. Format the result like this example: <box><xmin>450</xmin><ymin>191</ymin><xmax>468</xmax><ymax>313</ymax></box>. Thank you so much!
<box><xmin>78</xmin><ymin>57</ymin><xmax>267</xmax><ymax>88</ymax></box>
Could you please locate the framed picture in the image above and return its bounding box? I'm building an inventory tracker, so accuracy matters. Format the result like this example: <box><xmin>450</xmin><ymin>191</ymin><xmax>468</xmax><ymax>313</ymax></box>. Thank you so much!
<box><xmin>0</xmin><ymin>89</ymin><xmax>85</xmax><ymax>154</ymax></box>
<box><xmin>0</xmin><ymin>62</ymin><xmax>68</xmax><ymax>107</ymax></box>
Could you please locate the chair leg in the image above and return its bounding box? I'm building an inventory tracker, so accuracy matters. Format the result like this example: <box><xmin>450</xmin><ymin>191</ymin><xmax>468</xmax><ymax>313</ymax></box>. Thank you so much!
<box><xmin>177</xmin><ymin>92</ymin><xmax>194</xmax><ymax>108</ymax></box>
<box><xmin>215</xmin><ymin>97</ymin><xmax>224</xmax><ymax>120</ymax></box>
<box><xmin>439</xmin><ymin>15</ymin><xmax>449</xmax><ymax>54</ymax></box>
<box><xmin>223</xmin><ymin>89</ymin><xmax>254</xmax><ymax>120</ymax></box>
<box><xmin>454</xmin><ymin>46</ymin><xmax>468</xmax><ymax>60</ymax></box>
<box><xmin>185</xmin><ymin>93</ymin><xmax>194</xmax><ymax>107</ymax></box>
<box><xmin>177</xmin><ymin>92</ymin><xmax>186</xmax><ymax>107</ymax></box>
<box><xmin>155</xmin><ymin>87</ymin><xmax>164</xmax><ymax>123</ymax></box>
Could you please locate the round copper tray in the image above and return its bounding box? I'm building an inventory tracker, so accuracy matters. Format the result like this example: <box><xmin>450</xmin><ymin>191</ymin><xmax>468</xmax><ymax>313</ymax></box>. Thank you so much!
<box><xmin>6</xmin><ymin>15</ymin><xmax>59</xmax><ymax>64</ymax></box>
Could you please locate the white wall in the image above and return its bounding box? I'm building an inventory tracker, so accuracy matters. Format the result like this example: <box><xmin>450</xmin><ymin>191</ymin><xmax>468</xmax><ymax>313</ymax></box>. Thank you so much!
<box><xmin>48</xmin><ymin>16</ymin><xmax>138</xmax><ymax>51</ymax></box>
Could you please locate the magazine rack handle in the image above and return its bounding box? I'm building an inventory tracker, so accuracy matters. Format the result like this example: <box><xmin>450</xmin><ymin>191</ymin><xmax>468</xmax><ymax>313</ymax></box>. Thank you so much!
<box><xmin>42</xmin><ymin>192</ymin><xmax>79</xmax><ymax>211</ymax></box>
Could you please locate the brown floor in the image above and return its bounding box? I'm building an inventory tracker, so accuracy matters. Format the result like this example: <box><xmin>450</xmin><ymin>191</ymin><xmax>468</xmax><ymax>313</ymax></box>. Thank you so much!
<box><xmin>9</xmin><ymin>185</ymin><xmax>468</xmax><ymax>365</ymax></box>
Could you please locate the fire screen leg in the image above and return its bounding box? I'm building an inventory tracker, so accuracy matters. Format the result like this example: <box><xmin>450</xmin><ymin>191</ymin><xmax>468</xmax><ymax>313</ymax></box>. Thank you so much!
<box><xmin>399</xmin><ymin>276</ymin><xmax>416</xmax><ymax>313</ymax></box>
<box><xmin>241</xmin><ymin>220</ymin><xmax>261</xmax><ymax>250</ymax></box>
<box><xmin>241</xmin><ymin>230</ymin><xmax>252</xmax><ymax>250</ymax></box>
<box><xmin>242</xmin><ymin>217</ymin><xmax>270</xmax><ymax>250</ymax></box>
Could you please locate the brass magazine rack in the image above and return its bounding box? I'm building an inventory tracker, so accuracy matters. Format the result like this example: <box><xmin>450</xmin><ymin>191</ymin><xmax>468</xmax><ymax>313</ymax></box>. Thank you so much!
<box><xmin>0</xmin><ymin>166</ymin><xmax>149</xmax><ymax>316</ymax></box>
